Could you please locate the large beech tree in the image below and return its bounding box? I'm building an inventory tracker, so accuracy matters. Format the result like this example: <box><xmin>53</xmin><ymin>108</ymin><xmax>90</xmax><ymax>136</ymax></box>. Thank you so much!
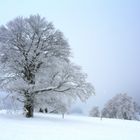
<box><xmin>0</xmin><ymin>15</ymin><xmax>94</xmax><ymax>117</ymax></box>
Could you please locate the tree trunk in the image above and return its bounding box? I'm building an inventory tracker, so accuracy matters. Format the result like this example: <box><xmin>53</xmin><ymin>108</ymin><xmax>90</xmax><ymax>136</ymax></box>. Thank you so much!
<box><xmin>24</xmin><ymin>93</ymin><xmax>34</xmax><ymax>118</ymax></box>
<box><xmin>24</xmin><ymin>103</ymin><xmax>34</xmax><ymax>118</ymax></box>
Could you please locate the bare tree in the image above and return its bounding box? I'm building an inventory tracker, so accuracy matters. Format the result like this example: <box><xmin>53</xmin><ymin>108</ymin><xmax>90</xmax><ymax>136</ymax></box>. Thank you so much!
<box><xmin>0</xmin><ymin>15</ymin><xmax>94</xmax><ymax>117</ymax></box>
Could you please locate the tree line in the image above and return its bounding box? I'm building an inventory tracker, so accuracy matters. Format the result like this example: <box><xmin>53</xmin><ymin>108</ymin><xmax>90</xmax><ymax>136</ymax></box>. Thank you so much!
<box><xmin>89</xmin><ymin>93</ymin><xmax>140</xmax><ymax>121</ymax></box>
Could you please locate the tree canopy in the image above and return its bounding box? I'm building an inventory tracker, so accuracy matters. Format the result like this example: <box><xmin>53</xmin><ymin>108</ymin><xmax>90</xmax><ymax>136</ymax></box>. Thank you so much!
<box><xmin>102</xmin><ymin>93</ymin><xmax>139</xmax><ymax>120</ymax></box>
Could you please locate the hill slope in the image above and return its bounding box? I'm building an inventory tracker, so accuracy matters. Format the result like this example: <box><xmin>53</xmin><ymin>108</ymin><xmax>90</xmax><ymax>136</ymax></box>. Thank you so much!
<box><xmin>0</xmin><ymin>111</ymin><xmax>140</xmax><ymax>140</ymax></box>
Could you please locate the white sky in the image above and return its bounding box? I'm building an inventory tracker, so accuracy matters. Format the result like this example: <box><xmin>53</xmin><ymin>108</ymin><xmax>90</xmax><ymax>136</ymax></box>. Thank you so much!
<box><xmin>0</xmin><ymin>0</ymin><xmax>140</xmax><ymax>110</ymax></box>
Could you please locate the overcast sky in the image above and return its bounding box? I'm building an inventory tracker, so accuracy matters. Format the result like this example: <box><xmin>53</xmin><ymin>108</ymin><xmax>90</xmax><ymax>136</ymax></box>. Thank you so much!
<box><xmin>0</xmin><ymin>0</ymin><xmax>140</xmax><ymax>111</ymax></box>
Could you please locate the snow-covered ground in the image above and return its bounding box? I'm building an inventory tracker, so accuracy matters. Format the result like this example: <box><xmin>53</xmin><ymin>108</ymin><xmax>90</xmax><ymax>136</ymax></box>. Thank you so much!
<box><xmin>0</xmin><ymin>110</ymin><xmax>140</xmax><ymax>140</ymax></box>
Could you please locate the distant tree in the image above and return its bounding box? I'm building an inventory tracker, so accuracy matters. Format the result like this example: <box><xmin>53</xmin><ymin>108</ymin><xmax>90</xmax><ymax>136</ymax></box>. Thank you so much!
<box><xmin>134</xmin><ymin>102</ymin><xmax>140</xmax><ymax>114</ymax></box>
<box><xmin>0</xmin><ymin>15</ymin><xmax>94</xmax><ymax>117</ymax></box>
<box><xmin>89</xmin><ymin>106</ymin><xmax>100</xmax><ymax>117</ymax></box>
<box><xmin>102</xmin><ymin>93</ymin><xmax>138</xmax><ymax>120</ymax></box>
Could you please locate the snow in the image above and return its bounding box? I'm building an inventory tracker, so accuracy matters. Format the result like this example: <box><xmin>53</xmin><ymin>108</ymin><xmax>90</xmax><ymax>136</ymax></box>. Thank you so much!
<box><xmin>0</xmin><ymin>110</ymin><xmax>140</xmax><ymax>140</ymax></box>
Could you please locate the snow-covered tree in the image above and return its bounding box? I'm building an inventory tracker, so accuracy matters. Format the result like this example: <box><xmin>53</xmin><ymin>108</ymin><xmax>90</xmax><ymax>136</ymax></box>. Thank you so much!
<box><xmin>35</xmin><ymin>91</ymin><xmax>70</xmax><ymax>115</ymax></box>
<box><xmin>89</xmin><ymin>106</ymin><xmax>100</xmax><ymax>117</ymax></box>
<box><xmin>102</xmin><ymin>93</ymin><xmax>138</xmax><ymax>120</ymax></box>
<box><xmin>0</xmin><ymin>15</ymin><xmax>94</xmax><ymax>117</ymax></box>
<box><xmin>134</xmin><ymin>102</ymin><xmax>140</xmax><ymax>114</ymax></box>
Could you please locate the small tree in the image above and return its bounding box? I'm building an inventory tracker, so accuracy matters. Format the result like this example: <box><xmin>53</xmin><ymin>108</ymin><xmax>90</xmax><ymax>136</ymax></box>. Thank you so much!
<box><xmin>89</xmin><ymin>106</ymin><xmax>100</xmax><ymax>117</ymax></box>
<box><xmin>36</xmin><ymin>92</ymin><xmax>69</xmax><ymax>116</ymax></box>
<box><xmin>0</xmin><ymin>15</ymin><xmax>94</xmax><ymax>117</ymax></box>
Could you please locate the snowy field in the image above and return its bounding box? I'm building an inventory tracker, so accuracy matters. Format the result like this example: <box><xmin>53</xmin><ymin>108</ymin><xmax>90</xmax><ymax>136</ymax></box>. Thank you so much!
<box><xmin>0</xmin><ymin>111</ymin><xmax>140</xmax><ymax>140</ymax></box>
